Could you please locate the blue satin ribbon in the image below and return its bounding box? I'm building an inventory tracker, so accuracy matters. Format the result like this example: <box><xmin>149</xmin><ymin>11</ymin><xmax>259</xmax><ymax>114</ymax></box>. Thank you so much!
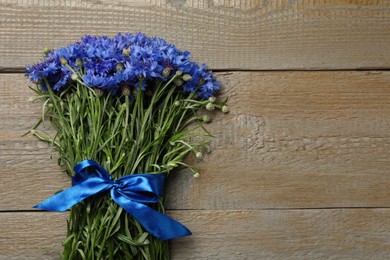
<box><xmin>34</xmin><ymin>160</ymin><xmax>191</xmax><ymax>240</ymax></box>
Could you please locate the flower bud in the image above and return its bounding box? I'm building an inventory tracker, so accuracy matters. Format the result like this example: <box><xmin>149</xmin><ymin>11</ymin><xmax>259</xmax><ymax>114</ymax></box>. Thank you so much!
<box><xmin>174</xmin><ymin>100</ymin><xmax>181</xmax><ymax>107</ymax></box>
<box><xmin>222</xmin><ymin>105</ymin><xmax>229</xmax><ymax>113</ymax></box>
<box><xmin>199</xmin><ymin>78</ymin><xmax>205</xmax><ymax>86</ymax></box>
<box><xmin>168</xmin><ymin>162</ymin><xmax>178</xmax><ymax>168</ymax></box>
<box><xmin>162</xmin><ymin>67</ymin><xmax>171</xmax><ymax>78</ymax></box>
<box><xmin>121</xmin><ymin>84</ymin><xmax>131</xmax><ymax>96</ymax></box>
<box><xmin>95</xmin><ymin>88</ymin><xmax>104</xmax><ymax>97</ymax></box>
<box><xmin>145</xmin><ymin>89</ymin><xmax>153</xmax><ymax>96</ymax></box>
<box><xmin>116</xmin><ymin>63</ymin><xmax>124</xmax><ymax>72</ymax></box>
<box><xmin>86</xmin><ymin>203</ymin><xmax>91</xmax><ymax>214</ymax></box>
<box><xmin>174</xmin><ymin>78</ymin><xmax>184</xmax><ymax>87</ymax></box>
<box><xmin>71</xmin><ymin>73</ymin><xmax>78</xmax><ymax>81</ymax></box>
<box><xmin>206</xmin><ymin>103</ymin><xmax>215</xmax><ymax>111</ymax></box>
<box><xmin>208</xmin><ymin>96</ymin><xmax>217</xmax><ymax>103</ymax></box>
<box><xmin>76</xmin><ymin>59</ymin><xmax>83</xmax><ymax>67</ymax></box>
<box><xmin>202</xmin><ymin>115</ymin><xmax>211</xmax><ymax>123</ymax></box>
<box><xmin>60</xmin><ymin>57</ymin><xmax>68</xmax><ymax>65</ymax></box>
<box><xmin>43</xmin><ymin>47</ymin><xmax>51</xmax><ymax>56</ymax></box>
<box><xmin>182</xmin><ymin>74</ymin><xmax>192</xmax><ymax>82</ymax></box>
<box><xmin>193</xmin><ymin>172</ymin><xmax>200</xmax><ymax>178</ymax></box>
<box><xmin>122</xmin><ymin>48</ymin><xmax>130</xmax><ymax>56</ymax></box>
<box><xmin>47</xmin><ymin>103</ymin><xmax>54</xmax><ymax>109</ymax></box>
<box><xmin>175</xmin><ymin>70</ymin><xmax>183</xmax><ymax>77</ymax></box>
<box><xmin>195</xmin><ymin>152</ymin><xmax>203</xmax><ymax>159</ymax></box>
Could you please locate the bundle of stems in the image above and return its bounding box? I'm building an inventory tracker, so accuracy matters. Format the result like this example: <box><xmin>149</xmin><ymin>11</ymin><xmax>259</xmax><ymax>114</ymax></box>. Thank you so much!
<box><xmin>31</xmin><ymin>73</ymin><xmax>215</xmax><ymax>259</ymax></box>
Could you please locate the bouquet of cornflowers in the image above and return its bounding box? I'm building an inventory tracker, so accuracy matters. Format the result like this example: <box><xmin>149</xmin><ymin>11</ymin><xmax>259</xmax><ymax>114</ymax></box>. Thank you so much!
<box><xmin>26</xmin><ymin>33</ymin><xmax>227</xmax><ymax>259</ymax></box>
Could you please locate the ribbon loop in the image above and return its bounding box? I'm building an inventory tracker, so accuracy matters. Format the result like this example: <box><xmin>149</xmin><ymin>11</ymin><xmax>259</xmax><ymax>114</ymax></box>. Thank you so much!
<box><xmin>34</xmin><ymin>160</ymin><xmax>191</xmax><ymax>240</ymax></box>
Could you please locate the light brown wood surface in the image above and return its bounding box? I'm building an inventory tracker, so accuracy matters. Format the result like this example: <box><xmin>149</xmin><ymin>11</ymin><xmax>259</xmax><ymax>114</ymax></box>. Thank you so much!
<box><xmin>1</xmin><ymin>72</ymin><xmax>390</xmax><ymax>211</ymax></box>
<box><xmin>1</xmin><ymin>1</ymin><xmax>390</xmax><ymax>259</ymax></box>
<box><xmin>2</xmin><ymin>209</ymin><xmax>390</xmax><ymax>259</ymax></box>
<box><xmin>1</xmin><ymin>0</ymin><xmax>390</xmax><ymax>70</ymax></box>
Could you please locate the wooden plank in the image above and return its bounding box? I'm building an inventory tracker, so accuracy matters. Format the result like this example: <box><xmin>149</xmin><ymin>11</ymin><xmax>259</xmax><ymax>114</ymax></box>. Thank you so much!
<box><xmin>170</xmin><ymin>71</ymin><xmax>390</xmax><ymax>209</ymax></box>
<box><xmin>0</xmin><ymin>74</ymin><xmax>69</xmax><ymax>211</ymax></box>
<box><xmin>172</xmin><ymin>209</ymin><xmax>390</xmax><ymax>259</ymax></box>
<box><xmin>0</xmin><ymin>212</ymin><xmax>67</xmax><ymax>260</ymax></box>
<box><xmin>1</xmin><ymin>1</ymin><xmax>390</xmax><ymax>70</ymax></box>
<box><xmin>1</xmin><ymin>72</ymin><xmax>390</xmax><ymax>210</ymax></box>
<box><xmin>2</xmin><ymin>209</ymin><xmax>390</xmax><ymax>259</ymax></box>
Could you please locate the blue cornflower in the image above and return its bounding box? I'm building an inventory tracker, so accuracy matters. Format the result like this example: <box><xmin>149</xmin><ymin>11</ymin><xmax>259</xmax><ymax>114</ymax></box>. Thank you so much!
<box><xmin>84</xmin><ymin>58</ymin><xmax>117</xmax><ymax>75</ymax></box>
<box><xmin>52</xmin><ymin>72</ymin><xmax>71</xmax><ymax>91</ymax></box>
<box><xmin>26</xmin><ymin>59</ymin><xmax>58</xmax><ymax>83</ymax></box>
<box><xmin>199</xmin><ymin>79</ymin><xmax>220</xmax><ymax>99</ymax></box>
<box><xmin>181</xmin><ymin>62</ymin><xmax>201</xmax><ymax>93</ymax></box>
<box><xmin>82</xmin><ymin>71</ymin><xmax>119</xmax><ymax>93</ymax></box>
<box><xmin>113</xmin><ymin>33</ymin><xmax>132</xmax><ymax>51</ymax></box>
<box><xmin>197</xmin><ymin>65</ymin><xmax>220</xmax><ymax>98</ymax></box>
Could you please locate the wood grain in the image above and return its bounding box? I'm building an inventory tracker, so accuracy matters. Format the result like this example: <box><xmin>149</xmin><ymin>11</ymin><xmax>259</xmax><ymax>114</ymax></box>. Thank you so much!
<box><xmin>0</xmin><ymin>74</ymin><xmax>69</xmax><ymax>211</ymax></box>
<box><xmin>1</xmin><ymin>72</ymin><xmax>390</xmax><ymax>210</ymax></box>
<box><xmin>173</xmin><ymin>70</ymin><xmax>390</xmax><ymax>209</ymax></box>
<box><xmin>1</xmin><ymin>1</ymin><xmax>390</xmax><ymax>70</ymax></box>
<box><xmin>0</xmin><ymin>212</ymin><xmax>67</xmax><ymax>260</ymax></box>
<box><xmin>2</xmin><ymin>209</ymin><xmax>390</xmax><ymax>259</ymax></box>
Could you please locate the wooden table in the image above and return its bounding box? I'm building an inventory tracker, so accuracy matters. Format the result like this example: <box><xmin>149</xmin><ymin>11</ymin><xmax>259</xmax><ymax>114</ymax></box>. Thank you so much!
<box><xmin>1</xmin><ymin>1</ymin><xmax>390</xmax><ymax>259</ymax></box>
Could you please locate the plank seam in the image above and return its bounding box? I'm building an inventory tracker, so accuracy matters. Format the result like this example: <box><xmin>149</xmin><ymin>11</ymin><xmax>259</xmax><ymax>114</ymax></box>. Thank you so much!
<box><xmin>3</xmin><ymin>207</ymin><xmax>390</xmax><ymax>213</ymax></box>
<box><xmin>3</xmin><ymin>68</ymin><xmax>390</xmax><ymax>74</ymax></box>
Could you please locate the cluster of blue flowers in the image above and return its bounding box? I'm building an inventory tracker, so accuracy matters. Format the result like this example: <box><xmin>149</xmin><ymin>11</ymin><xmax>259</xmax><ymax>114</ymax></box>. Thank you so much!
<box><xmin>26</xmin><ymin>33</ymin><xmax>220</xmax><ymax>99</ymax></box>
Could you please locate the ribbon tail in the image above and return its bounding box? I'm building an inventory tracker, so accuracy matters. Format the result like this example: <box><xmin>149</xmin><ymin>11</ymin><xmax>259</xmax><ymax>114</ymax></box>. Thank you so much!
<box><xmin>34</xmin><ymin>177</ymin><xmax>112</xmax><ymax>212</ymax></box>
<box><xmin>111</xmin><ymin>189</ymin><xmax>191</xmax><ymax>240</ymax></box>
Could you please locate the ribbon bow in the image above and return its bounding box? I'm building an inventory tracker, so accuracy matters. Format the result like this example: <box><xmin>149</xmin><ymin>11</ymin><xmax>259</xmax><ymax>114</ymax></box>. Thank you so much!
<box><xmin>34</xmin><ymin>160</ymin><xmax>191</xmax><ymax>240</ymax></box>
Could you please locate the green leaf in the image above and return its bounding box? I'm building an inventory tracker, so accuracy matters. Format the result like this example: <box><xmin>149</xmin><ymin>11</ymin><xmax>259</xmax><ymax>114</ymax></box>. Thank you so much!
<box><xmin>116</xmin><ymin>233</ymin><xmax>150</xmax><ymax>246</ymax></box>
